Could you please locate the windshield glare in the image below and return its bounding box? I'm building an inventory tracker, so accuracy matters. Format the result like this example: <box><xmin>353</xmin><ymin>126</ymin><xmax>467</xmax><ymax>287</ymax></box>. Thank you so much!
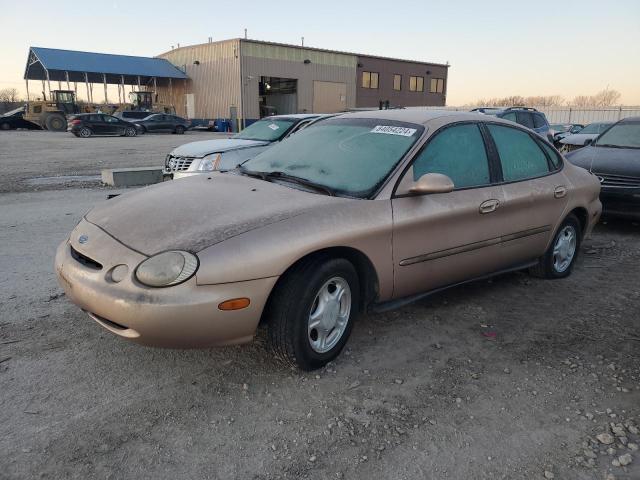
<box><xmin>595</xmin><ymin>122</ymin><xmax>640</xmax><ymax>149</ymax></box>
<box><xmin>242</xmin><ymin>118</ymin><xmax>424</xmax><ymax>197</ymax></box>
<box><xmin>580</xmin><ymin>123</ymin><xmax>611</xmax><ymax>134</ymax></box>
<box><xmin>233</xmin><ymin>119</ymin><xmax>296</xmax><ymax>142</ymax></box>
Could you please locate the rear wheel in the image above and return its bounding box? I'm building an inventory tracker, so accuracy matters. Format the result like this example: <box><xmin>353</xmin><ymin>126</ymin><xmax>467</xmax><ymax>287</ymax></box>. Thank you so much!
<box><xmin>44</xmin><ymin>113</ymin><xmax>66</xmax><ymax>132</ymax></box>
<box><xmin>124</xmin><ymin>127</ymin><xmax>137</xmax><ymax>137</ymax></box>
<box><xmin>175</xmin><ymin>125</ymin><xmax>185</xmax><ymax>135</ymax></box>
<box><xmin>266</xmin><ymin>257</ymin><xmax>359</xmax><ymax>370</ymax></box>
<box><xmin>0</xmin><ymin>122</ymin><xmax>10</xmax><ymax>130</ymax></box>
<box><xmin>529</xmin><ymin>214</ymin><xmax>581</xmax><ymax>279</ymax></box>
<box><xmin>78</xmin><ymin>127</ymin><xmax>92</xmax><ymax>138</ymax></box>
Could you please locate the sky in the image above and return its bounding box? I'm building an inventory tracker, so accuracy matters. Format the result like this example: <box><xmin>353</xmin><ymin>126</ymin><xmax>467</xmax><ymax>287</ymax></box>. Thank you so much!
<box><xmin>1</xmin><ymin>0</ymin><xmax>639</xmax><ymax>105</ymax></box>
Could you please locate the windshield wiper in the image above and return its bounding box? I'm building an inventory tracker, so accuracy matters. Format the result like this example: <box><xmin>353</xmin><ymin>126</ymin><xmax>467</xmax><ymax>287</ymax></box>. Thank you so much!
<box><xmin>236</xmin><ymin>166</ymin><xmax>334</xmax><ymax>196</ymax></box>
<box><xmin>264</xmin><ymin>171</ymin><xmax>335</xmax><ymax>196</ymax></box>
<box><xmin>596</xmin><ymin>144</ymin><xmax>635</xmax><ymax>149</ymax></box>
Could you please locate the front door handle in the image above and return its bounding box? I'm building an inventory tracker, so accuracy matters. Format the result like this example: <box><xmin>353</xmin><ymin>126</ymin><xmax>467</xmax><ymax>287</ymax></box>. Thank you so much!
<box><xmin>479</xmin><ymin>199</ymin><xmax>500</xmax><ymax>214</ymax></box>
<box><xmin>554</xmin><ymin>185</ymin><xmax>567</xmax><ymax>198</ymax></box>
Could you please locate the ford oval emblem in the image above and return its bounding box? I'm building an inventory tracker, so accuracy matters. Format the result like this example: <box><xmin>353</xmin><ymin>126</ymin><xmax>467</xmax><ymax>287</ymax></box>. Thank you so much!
<box><xmin>78</xmin><ymin>234</ymin><xmax>89</xmax><ymax>244</ymax></box>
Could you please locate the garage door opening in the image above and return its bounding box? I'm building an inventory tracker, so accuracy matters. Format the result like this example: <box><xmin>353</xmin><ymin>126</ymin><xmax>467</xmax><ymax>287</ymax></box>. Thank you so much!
<box><xmin>259</xmin><ymin>76</ymin><xmax>297</xmax><ymax>117</ymax></box>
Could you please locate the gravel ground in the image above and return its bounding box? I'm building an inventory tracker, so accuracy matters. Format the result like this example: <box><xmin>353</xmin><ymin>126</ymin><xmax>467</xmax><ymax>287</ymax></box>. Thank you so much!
<box><xmin>0</xmin><ymin>131</ymin><xmax>639</xmax><ymax>479</ymax></box>
<box><xmin>0</xmin><ymin>129</ymin><xmax>229</xmax><ymax>193</ymax></box>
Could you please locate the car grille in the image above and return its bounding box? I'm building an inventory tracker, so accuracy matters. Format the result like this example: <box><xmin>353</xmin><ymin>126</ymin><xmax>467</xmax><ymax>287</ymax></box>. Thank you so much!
<box><xmin>594</xmin><ymin>172</ymin><xmax>640</xmax><ymax>188</ymax></box>
<box><xmin>562</xmin><ymin>144</ymin><xmax>582</xmax><ymax>153</ymax></box>
<box><xmin>70</xmin><ymin>245</ymin><xmax>103</xmax><ymax>270</ymax></box>
<box><xmin>165</xmin><ymin>155</ymin><xmax>195</xmax><ymax>172</ymax></box>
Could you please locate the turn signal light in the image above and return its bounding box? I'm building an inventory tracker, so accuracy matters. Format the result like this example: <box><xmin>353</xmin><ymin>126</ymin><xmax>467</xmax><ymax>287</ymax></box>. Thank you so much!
<box><xmin>218</xmin><ymin>298</ymin><xmax>250</xmax><ymax>311</ymax></box>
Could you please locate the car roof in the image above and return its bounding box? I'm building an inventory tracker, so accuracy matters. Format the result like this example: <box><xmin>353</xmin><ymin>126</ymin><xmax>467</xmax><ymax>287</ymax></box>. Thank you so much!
<box><xmin>261</xmin><ymin>113</ymin><xmax>320</xmax><ymax>121</ymax></box>
<box><xmin>619</xmin><ymin>116</ymin><xmax>640</xmax><ymax>123</ymax></box>
<box><xmin>334</xmin><ymin>108</ymin><xmax>499</xmax><ymax>126</ymax></box>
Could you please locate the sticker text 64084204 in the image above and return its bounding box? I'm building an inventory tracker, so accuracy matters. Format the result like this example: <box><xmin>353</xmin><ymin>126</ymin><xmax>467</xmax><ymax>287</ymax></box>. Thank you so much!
<box><xmin>370</xmin><ymin>125</ymin><xmax>417</xmax><ymax>137</ymax></box>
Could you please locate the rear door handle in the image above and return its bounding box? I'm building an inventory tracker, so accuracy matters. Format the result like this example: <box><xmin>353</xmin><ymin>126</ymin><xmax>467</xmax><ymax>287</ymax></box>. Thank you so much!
<box><xmin>479</xmin><ymin>199</ymin><xmax>500</xmax><ymax>214</ymax></box>
<box><xmin>554</xmin><ymin>185</ymin><xmax>567</xmax><ymax>198</ymax></box>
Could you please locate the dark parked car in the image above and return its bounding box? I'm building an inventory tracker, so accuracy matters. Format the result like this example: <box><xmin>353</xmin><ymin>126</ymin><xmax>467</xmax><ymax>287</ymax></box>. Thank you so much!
<box><xmin>566</xmin><ymin>117</ymin><xmax>640</xmax><ymax>219</ymax></box>
<box><xmin>0</xmin><ymin>107</ymin><xmax>41</xmax><ymax>130</ymax></box>
<box><xmin>478</xmin><ymin>107</ymin><xmax>553</xmax><ymax>142</ymax></box>
<box><xmin>67</xmin><ymin>114</ymin><xmax>138</xmax><ymax>138</ymax></box>
<box><xmin>135</xmin><ymin>114</ymin><xmax>191</xmax><ymax>134</ymax></box>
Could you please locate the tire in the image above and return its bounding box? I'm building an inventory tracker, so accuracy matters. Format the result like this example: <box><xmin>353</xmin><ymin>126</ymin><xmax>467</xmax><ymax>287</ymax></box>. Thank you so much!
<box><xmin>78</xmin><ymin>127</ymin><xmax>92</xmax><ymax>138</ymax></box>
<box><xmin>44</xmin><ymin>113</ymin><xmax>66</xmax><ymax>132</ymax></box>
<box><xmin>175</xmin><ymin>125</ymin><xmax>185</xmax><ymax>135</ymax></box>
<box><xmin>137</xmin><ymin>126</ymin><xmax>146</xmax><ymax>135</ymax></box>
<box><xmin>529</xmin><ymin>214</ymin><xmax>582</xmax><ymax>279</ymax></box>
<box><xmin>124</xmin><ymin>127</ymin><xmax>137</xmax><ymax>137</ymax></box>
<box><xmin>0</xmin><ymin>122</ymin><xmax>11</xmax><ymax>131</ymax></box>
<box><xmin>266</xmin><ymin>257</ymin><xmax>360</xmax><ymax>370</ymax></box>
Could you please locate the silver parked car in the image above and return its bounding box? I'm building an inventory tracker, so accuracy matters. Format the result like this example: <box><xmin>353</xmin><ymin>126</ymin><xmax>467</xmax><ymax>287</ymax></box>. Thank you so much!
<box><xmin>559</xmin><ymin>122</ymin><xmax>613</xmax><ymax>153</ymax></box>
<box><xmin>164</xmin><ymin>114</ymin><xmax>325</xmax><ymax>179</ymax></box>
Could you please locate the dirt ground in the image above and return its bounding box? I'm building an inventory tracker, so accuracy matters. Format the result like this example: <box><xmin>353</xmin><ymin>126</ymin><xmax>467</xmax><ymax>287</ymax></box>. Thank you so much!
<box><xmin>0</xmin><ymin>131</ymin><xmax>639</xmax><ymax>480</ymax></box>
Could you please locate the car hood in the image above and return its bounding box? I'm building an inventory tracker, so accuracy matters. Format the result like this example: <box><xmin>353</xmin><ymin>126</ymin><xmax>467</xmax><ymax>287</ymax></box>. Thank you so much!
<box><xmin>560</xmin><ymin>133</ymin><xmax>598</xmax><ymax>145</ymax></box>
<box><xmin>566</xmin><ymin>146</ymin><xmax>640</xmax><ymax>176</ymax></box>
<box><xmin>85</xmin><ymin>173</ymin><xmax>348</xmax><ymax>255</ymax></box>
<box><xmin>170</xmin><ymin>138</ymin><xmax>270</xmax><ymax>158</ymax></box>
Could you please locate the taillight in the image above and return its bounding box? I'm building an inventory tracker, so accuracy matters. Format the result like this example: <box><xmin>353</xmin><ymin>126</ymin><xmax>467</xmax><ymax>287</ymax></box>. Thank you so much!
<box><xmin>71</xmin><ymin>120</ymin><xmax>82</xmax><ymax>125</ymax></box>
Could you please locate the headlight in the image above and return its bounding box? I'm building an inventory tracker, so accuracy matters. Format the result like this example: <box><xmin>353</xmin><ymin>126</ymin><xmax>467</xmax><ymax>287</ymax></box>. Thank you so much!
<box><xmin>135</xmin><ymin>251</ymin><xmax>199</xmax><ymax>287</ymax></box>
<box><xmin>197</xmin><ymin>153</ymin><xmax>221</xmax><ymax>171</ymax></box>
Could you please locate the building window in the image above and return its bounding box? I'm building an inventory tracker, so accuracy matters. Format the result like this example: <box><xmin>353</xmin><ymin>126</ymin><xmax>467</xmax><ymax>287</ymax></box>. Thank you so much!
<box><xmin>393</xmin><ymin>74</ymin><xmax>402</xmax><ymax>91</ymax></box>
<box><xmin>409</xmin><ymin>76</ymin><xmax>424</xmax><ymax>92</ymax></box>
<box><xmin>362</xmin><ymin>71</ymin><xmax>379</xmax><ymax>89</ymax></box>
<box><xmin>430</xmin><ymin>78</ymin><xmax>445</xmax><ymax>93</ymax></box>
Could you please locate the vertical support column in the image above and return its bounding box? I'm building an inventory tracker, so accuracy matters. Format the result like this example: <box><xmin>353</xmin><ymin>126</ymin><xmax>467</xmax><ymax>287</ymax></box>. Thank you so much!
<box><xmin>65</xmin><ymin>71</ymin><xmax>70</xmax><ymax>90</ymax></box>
<box><xmin>121</xmin><ymin>75</ymin><xmax>125</xmax><ymax>105</ymax></box>
<box><xmin>25</xmin><ymin>79</ymin><xmax>30</xmax><ymax>102</ymax></box>
<box><xmin>45</xmin><ymin>68</ymin><xmax>52</xmax><ymax>99</ymax></box>
<box><xmin>84</xmin><ymin>72</ymin><xmax>91</xmax><ymax>108</ymax></box>
<box><xmin>103</xmin><ymin>73</ymin><xmax>108</xmax><ymax>104</ymax></box>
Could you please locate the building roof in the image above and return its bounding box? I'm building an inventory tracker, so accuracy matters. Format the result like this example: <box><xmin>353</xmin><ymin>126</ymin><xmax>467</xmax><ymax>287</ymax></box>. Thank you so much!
<box><xmin>158</xmin><ymin>38</ymin><xmax>450</xmax><ymax>68</ymax></box>
<box><xmin>24</xmin><ymin>47</ymin><xmax>188</xmax><ymax>84</ymax></box>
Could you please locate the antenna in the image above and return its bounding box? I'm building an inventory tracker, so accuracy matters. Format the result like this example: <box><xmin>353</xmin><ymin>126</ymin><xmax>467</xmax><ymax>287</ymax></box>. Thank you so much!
<box><xmin>244</xmin><ymin>28</ymin><xmax>248</xmax><ymax>39</ymax></box>
<box><xmin>301</xmin><ymin>36</ymin><xmax>305</xmax><ymax>46</ymax></box>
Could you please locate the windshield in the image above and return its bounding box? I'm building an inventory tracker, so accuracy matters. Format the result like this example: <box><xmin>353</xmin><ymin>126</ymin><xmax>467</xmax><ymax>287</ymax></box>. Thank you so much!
<box><xmin>241</xmin><ymin>117</ymin><xmax>424</xmax><ymax>197</ymax></box>
<box><xmin>233</xmin><ymin>118</ymin><xmax>296</xmax><ymax>142</ymax></box>
<box><xmin>580</xmin><ymin>123</ymin><xmax>611</xmax><ymax>134</ymax></box>
<box><xmin>550</xmin><ymin>124</ymin><xmax>569</xmax><ymax>132</ymax></box>
<box><xmin>595</xmin><ymin>121</ymin><xmax>640</xmax><ymax>149</ymax></box>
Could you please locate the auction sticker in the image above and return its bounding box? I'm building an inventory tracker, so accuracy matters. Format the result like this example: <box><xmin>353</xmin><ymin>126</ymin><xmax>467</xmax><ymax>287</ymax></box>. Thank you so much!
<box><xmin>268</xmin><ymin>123</ymin><xmax>280</xmax><ymax>131</ymax></box>
<box><xmin>370</xmin><ymin>125</ymin><xmax>417</xmax><ymax>136</ymax></box>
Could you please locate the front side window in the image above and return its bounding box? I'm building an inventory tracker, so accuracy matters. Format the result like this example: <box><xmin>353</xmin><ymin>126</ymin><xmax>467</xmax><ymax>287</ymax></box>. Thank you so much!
<box><xmin>488</xmin><ymin>124</ymin><xmax>550</xmax><ymax>182</ymax></box>
<box><xmin>429</xmin><ymin>78</ymin><xmax>444</xmax><ymax>93</ymax></box>
<box><xmin>595</xmin><ymin>121</ymin><xmax>640</xmax><ymax>149</ymax></box>
<box><xmin>516</xmin><ymin>112</ymin><xmax>535</xmax><ymax>129</ymax></box>
<box><xmin>412</xmin><ymin>123</ymin><xmax>490</xmax><ymax>188</ymax></box>
<box><xmin>393</xmin><ymin>74</ymin><xmax>402</xmax><ymax>91</ymax></box>
<box><xmin>409</xmin><ymin>76</ymin><xmax>424</xmax><ymax>92</ymax></box>
<box><xmin>362</xmin><ymin>71</ymin><xmax>379</xmax><ymax>89</ymax></box>
<box><xmin>242</xmin><ymin>118</ymin><xmax>423</xmax><ymax>197</ymax></box>
<box><xmin>533</xmin><ymin>113</ymin><xmax>547</xmax><ymax>128</ymax></box>
<box><xmin>234</xmin><ymin>118</ymin><xmax>296</xmax><ymax>142</ymax></box>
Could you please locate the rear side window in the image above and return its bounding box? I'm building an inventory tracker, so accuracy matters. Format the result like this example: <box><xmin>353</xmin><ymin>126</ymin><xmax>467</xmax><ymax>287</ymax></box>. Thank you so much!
<box><xmin>413</xmin><ymin>124</ymin><xmax>490</xmax><ymax>188</ymax></box>
<box><xmin>533</xmin><ymin>113</ymin><xmax>547</xmax><ymax>128</ymax></box>
<box><xmin>539</xmin><ymin>141</ymin><xmax>562</xmax><ymax>169</ymax></box>
<box><xmin>501</xmin><ymin>112</ymin><xmax>516</xmax><ymax>122</ymax></box>
<box><xmin>516</xmin><ymin>112</ymin><xmax>534</xmax><ymax>129</ymax></box>
<box><xmin>88</xmin><ymin>115</ymin><xmax>103</xmax><ymax>122</ymax></box>
<box><xmin>488</xmin><ymin>125</ymin><xmax>550</xmax><ymax>181</ymax></box>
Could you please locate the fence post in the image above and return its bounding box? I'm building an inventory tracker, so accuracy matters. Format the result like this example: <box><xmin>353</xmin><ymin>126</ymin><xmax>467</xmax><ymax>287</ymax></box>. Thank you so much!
<box><xmin>567</xmin><ymin>107</ymin><xmax>572</xmax><ymax>123</ymax></box>
<box><xmin>618</xmin><ymin>107</ymin><xmax>622</xmax><ymax>120</ymax></box>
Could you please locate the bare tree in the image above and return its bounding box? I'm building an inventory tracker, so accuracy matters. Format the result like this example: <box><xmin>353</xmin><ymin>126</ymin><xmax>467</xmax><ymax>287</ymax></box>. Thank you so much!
<box><xmin>0</xmin><ymin>88</ymin><xmax>22</xmax><ymax>103</ymax></box>
<box><xmin>570</xmin><ymin>89</ymin><xmax>621</xmax><ymax>107</ymax></box>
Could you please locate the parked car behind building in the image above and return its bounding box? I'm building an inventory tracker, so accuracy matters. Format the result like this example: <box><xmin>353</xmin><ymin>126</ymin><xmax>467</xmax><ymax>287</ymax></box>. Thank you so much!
<box><xmin>164</xmin><ymin>114</ymin><xmax>325</xmax><ymax>179</ymax></box>
<box><xmin>67</xmin><ymin>113</ymin><xmax>138</xmax><ymax>138</ymax></box>
<box><xmin>135</xmin><ymin>114</ymin><xmax>191</xmax><ymax>134</ymax></box>
<box><xmin>55</xmin><ymin>110</ymin><xmax>601</xmax><ymax>370</ymax></box>
<box><xmin>565</xmin><ymin>117</ymin><xmax>640</xmax><ymax>219</ymax></box>
<box><xmin>558</xmin><ymin>122</ymin><xmax>613</xmax><ymax>153</ymax></box>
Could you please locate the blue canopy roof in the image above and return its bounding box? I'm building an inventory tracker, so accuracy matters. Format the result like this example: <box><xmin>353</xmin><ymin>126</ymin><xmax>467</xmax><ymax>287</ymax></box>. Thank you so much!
<box><xmin>25</xmin><ymin>47</ymin><xmax>188</xmax><ymax>84</ymax></box>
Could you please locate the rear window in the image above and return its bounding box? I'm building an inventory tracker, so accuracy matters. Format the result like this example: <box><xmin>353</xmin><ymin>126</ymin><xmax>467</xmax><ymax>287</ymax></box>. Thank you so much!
<box><xmin>516</xmin><ymin>112</ymin><xmax>535</xmax><ymax>129</ymax></box>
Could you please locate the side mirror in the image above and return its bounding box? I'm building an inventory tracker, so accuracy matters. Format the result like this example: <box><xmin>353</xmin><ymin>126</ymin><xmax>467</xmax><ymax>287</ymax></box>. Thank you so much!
<box><xmin>409</xmin><ymin>173</ymin><xmax>455</xmax><ymax>195</ymax></box>
<box><xmin>584</xmin><ymin>138</ymin><xmax>593</xmax><ymax>146</ymax></box>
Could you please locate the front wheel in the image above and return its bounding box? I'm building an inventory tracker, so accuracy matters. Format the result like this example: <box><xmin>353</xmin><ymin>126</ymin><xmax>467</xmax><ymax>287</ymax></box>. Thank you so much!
<box><xmin>529</xmin><ymin>214</ymin><xmax>582</xmax><ymax>279</ymax></box>
<box><xmin>124</xmin><ymin>127</ymin><xmax>137</xmax><ymax>137</ymax></box>
<box><xmin>266</xmin><ymin>257</ymin><xmax>359</xmax><ymax>370</ymax></box>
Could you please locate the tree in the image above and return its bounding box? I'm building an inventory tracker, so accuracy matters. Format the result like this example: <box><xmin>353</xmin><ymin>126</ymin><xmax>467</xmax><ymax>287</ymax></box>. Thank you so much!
<box><xmin>0</xmin><ymin>88</ymin><xmax>22</xmax><ymax>103</ymax></box>
<box><xmin>570</xmin><ymin>89</ymin><xmax>621</xmax><ymax>107</ymax></box>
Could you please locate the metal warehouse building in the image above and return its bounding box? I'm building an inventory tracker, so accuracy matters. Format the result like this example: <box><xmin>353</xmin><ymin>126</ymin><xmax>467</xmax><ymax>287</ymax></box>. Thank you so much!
<box><xmin>155</xmin><ymin>38</ymin><xmax>449</xmax><ymax>126</ymax></box>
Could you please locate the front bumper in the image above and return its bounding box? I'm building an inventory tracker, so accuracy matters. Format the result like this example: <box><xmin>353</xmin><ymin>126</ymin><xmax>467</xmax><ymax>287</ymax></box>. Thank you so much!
<box><xmin>600</xmin><ymin>188</ymin><xmax>640</xmax><ymax>219</ymax></box>
<box><xmin>55</xmin><ymin>219</ymin><xmax>278</xmax><ymax>348</ymax></box>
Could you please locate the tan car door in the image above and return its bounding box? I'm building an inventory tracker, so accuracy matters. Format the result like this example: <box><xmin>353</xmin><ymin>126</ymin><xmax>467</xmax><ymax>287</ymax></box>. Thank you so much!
<box><xmin>391</xmin><ymin>122</ymin><xmax>509</xmax><ymax>299</ymax></box>
<box><xmin>485</xmin><ymin>124</ymin><xmax>569</xmax><ymax>262</ymax></box>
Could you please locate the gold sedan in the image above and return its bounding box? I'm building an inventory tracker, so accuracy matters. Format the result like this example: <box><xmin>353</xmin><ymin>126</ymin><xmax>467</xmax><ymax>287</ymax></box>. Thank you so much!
<box><xmin>55</xmin><ymin>110</ymin><xmax>601</xmax><ymax>370</ymax></box>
